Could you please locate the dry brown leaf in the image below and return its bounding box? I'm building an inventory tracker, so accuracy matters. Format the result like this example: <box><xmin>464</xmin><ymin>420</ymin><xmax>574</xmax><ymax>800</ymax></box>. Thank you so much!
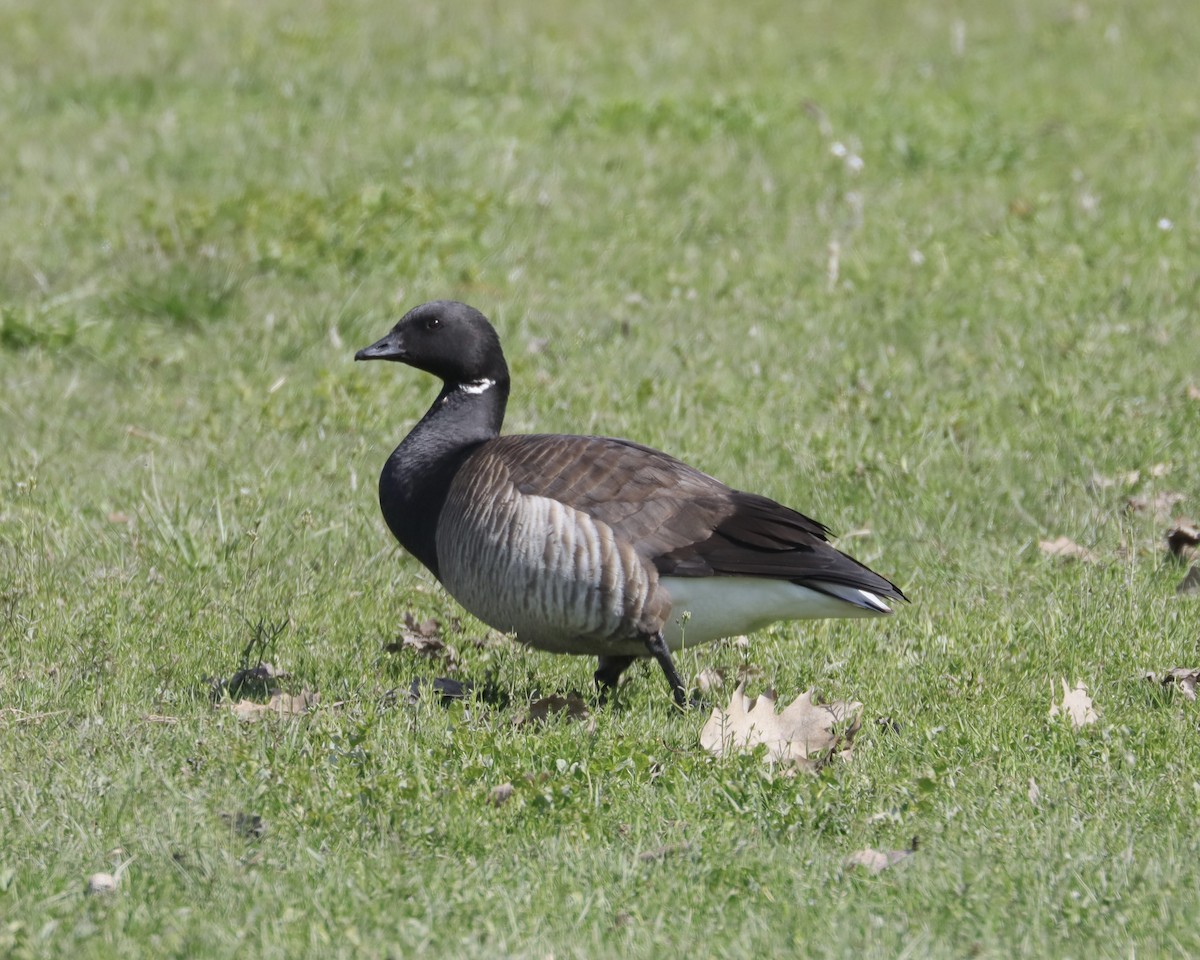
<box><xmin>736</xmin><ymin>662</ymin><xmax>765</xmax><ymax>684</ymax></box>
<box><xmin>404</xmin><ymin>612</ymin><xmax>441</xmax><ymax>637</ymax></box>
<box><xmin>86</xmin><ymin>856</ymin><xmax>133</xmax><ymax>895</ymax></box>
<box><xmin>695</xmin><ymin>667</ymin><xmax>725</xmax><ymax>694</ymax></box>
<box><xmin>1039</xmin><ymin>536</ymin><xmax>1098</xmax><ymax>563</ymax></box>
<box><xmin>1049</xmin><ymin>679</ymin><xmax>1098</xmax><ymax>728</ymax></box>
<box><xmin>1126</xmin><ymin>491</ymin><xmax>1186</xmax><ymax>520</ymax></box>
<box><xmin>517</xmin><ymin>694</ymin><xmax>590</xmax><ymax>726</ymax></box>
<box><xmin>700</xmin><ymin>681</ymin><xmax>862</xmax><ymax>770</ymax></box>
<box><xmin>487</xmin><ymin>783</ymin><xmax>515</xmax><ymax>807</ymax></box>
<box><xmin>86</xmin><ymin>872</ymin><xmax>118</xmax><ymax>895</ymax></box>
<box><xmin>845</xmin><ymin>844</ymin><xmax>915</xmax><ymax>875</ymax></box>
<box><xmin>1087</xmin><ymin>470</ymin><xmax>1140</xmax><ymax>491</ymax></box>
<box><xmin>1177</xmin><ymin>566</ymin><xmax>1200</xmax><ymax>596</ymax></box>
<box><xmin>1145</xmin><ymin>668</ymin><xmax>1200</xmax><ymax>701</ymax></box>
<box><xmin>385</xmin><ymin>612</ymin><xmax>453</xmax><ymax>658</ymax></box>
<box><xmin>1167</xmin><ymin>522</ymin><xmax>1200</xmax><ymax>562</ymax></box>
<box><xmin>399</xmin><ymin>634</ymin><xmax>450</xmax><ymax>657</ymax></box>
<box><xmin>227</xmin><ymin>689</ymin><xmax>318</xmax><ymax>721</ymax></box>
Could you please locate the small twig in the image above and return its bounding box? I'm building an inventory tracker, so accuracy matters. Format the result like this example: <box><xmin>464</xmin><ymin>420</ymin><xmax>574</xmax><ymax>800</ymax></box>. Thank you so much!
<box><xmin>0</xmin><ymin>708</ymin><xmax>68</xmax><ymax>724</ymax></box>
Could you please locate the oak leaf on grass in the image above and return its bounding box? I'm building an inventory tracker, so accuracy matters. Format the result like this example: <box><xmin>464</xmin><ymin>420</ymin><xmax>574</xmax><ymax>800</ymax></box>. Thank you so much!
<box><xmin>845</xmin><ymin>839</ymin><xmax>917</xmax><ymax>875</ymax></box>
<box><xmin>1144</xmin><ymin>668</ymin><xmax>1200</xmax><ymax>702</ymax></box>
<box><xmin>1039</xmin><ymin>536</ymin><xmax>1098</xmax><ymax>563</ymax></box>
<box><xmin>695</xmin><ymin>667</ymin><xmax>725</xmax><ymax>694</ymax></box>
<box><xmin>1049</xmin><ymin>679</ymin><xmax>1098</xmax><ymax>728</ymax></box>
<box><xmin>700</xmin><ymin>681</ymin><xmax>862</xmax><ymax>770</ymax></box>
<box><xmin>227</xmin><ymin>689</ymin><xmax>318</xmax><ymax>721</ymax></box>
<box><xmin>1087</xmin><ymin>470</ymin><xmax>1141</xmax><ymax>491</ymax></box>
<box><xmin>487</xmin><ymin>783</ymin><xmax>515</xmax><ymax>807</ymax></box>
<box><xmin>385</xmin><ymin>612</ymin><xmax>454</xmax><ymax>659</ymax></box>
<box><xmin>1126</xmin><ymin>491</ymin><xmax>1187</xmax><ymax>521</ymax></box>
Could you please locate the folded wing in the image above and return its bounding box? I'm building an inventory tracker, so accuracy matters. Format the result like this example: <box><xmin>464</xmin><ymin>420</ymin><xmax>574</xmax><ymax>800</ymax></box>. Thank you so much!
<box><xmin>485</xmin><ymin>434</ymin><xmax>906</xmax><ymax>604</ymax></box>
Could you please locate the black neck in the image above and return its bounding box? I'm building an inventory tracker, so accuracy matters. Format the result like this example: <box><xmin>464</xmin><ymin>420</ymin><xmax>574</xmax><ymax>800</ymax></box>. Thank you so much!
<box><xmin>377</xmin><ymin>375</ymin><xmax>510</xmax><ymax>578</ymax></box>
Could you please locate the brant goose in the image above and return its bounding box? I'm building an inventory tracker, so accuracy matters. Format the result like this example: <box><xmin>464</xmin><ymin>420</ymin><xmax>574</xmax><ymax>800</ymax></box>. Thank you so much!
<box><xmin>356</xmin><ymin>301</ymin><xmax>906</xmax><ymax>706</ymax></box>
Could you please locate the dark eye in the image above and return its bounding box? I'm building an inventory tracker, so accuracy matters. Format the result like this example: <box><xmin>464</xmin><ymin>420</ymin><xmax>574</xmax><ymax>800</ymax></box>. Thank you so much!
<box><xmin>425</xmin><ymin>317</ymin><xmax>440</xmax><ymax>331</ymax></box>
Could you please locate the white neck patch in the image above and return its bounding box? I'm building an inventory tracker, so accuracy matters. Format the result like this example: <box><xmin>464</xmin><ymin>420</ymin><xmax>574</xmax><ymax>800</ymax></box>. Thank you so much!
<box><xmin>459</xmin><ymin>378</ymin><xmax>495</xmax><ymax>395</ymax></box>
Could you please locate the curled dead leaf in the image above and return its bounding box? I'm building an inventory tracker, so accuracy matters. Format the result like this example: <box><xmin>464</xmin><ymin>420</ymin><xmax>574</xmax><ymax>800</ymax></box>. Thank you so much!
<box><xmin>1039</xmin><ymin>536</ymin><xmax>1098</xmax><ymax>563</ymax></box>
<box><xmin>404</xmin><ymin>612</ymin><xmax>440</xmax><ymax>636</ymax></box>
<box><xmin>700</xmin><ymin>681</ymin><xmax>862</xmax><ymax>770</ymax></box>
<box><xmin>695</xmin><ymin>667</ymin><xmax>725</xmax><ymax>694</ymax></box>
<box><xmin>1049</xmin><ymin>679</ymin><xmax>1098</xmax><ymax>728</ymax></box>
<box><xmin>736</xmin><ymin>662</ymin><xmax>765</xmax><ymax>684</ymax></box>
<box><xmin>405</xmin><ymin>614</ymin><xmax>444</xmax><ymax>638</ymax></box>
<box><xmin>386</xmin><ymin>613</ymin><xmax>456</xmax><ymax>662</ymax></box>
<box><xmin>488</xmin><ymin>783</ymin><xmax>515</xmax><ymax>807</ymax></box>
<box><xmin>390</xmin><ymin>634</ymin><xmax>447</xmax><ymax>656</ymax></box>
<box><xmin>845</xmin><ymin>841</ymin><xmax>916</xmax><ymax>875</ymax></box>
<box><xmin>85</xmin><ymin>856</ymin><xmax>133</xmax><ymax>895</ymax></box>
<box><xmin>86</xmin><ymin>872</ymin><xmax>118</xmax><ymax>895</ymax></box>
<box><xmin>1087</xmin><ymin>470</ymin><xmax>1140</xmax><ymax>491</ymax></box>
<box><xmin>1144</xmin><ymin>668</ymin><xmax>1199</xmax><ymax>702</ymax></box>
<box><xmin>1126</xmin><ymin>491</ymin><xmax>1186</xmax><ymax>521</ymax></box>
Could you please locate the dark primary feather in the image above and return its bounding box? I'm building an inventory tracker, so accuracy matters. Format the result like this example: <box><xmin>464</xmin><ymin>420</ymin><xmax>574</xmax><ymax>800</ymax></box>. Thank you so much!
<box><xmin>455</xmin><ymin>433</ymin><xmax>906</xmax><ymax>602</ymax></box>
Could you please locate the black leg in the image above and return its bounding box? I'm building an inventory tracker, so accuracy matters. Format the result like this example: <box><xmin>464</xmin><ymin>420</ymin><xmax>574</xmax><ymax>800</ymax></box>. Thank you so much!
<box><xmin>643</xmin><ymin>632</ymin><xmax>688</xmax><ymax>708</ymax></box>
<box><xmin>594</xmin><ymin>655</ymin><xmax>635</xmax><ymax>702</ymax></box>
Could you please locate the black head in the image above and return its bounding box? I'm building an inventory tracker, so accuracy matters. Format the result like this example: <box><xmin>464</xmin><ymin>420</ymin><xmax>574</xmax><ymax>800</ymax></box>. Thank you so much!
<box><xmin>354</xmin><ymin>301</ymin><xmax>508</xmax><ymax>386</ymax></box>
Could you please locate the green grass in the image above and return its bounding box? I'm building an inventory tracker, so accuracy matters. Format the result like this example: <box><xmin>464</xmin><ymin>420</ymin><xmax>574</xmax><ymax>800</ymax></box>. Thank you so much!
<box><xmin>3</xmin><ymin>0</ymin><xmax>1200</xmax><ymax>955</ymax></box>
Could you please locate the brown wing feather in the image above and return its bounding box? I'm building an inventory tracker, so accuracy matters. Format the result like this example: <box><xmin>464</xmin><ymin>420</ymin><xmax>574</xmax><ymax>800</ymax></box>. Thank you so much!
<box><xmin>481</xmin><ymin>434</ymin><xmax>906</xmax><ymax>601</ymax></box>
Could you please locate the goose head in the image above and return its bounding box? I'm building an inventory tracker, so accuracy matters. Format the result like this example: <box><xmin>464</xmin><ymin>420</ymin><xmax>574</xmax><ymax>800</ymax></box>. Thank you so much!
<box><xmin>355</xmin><ymin>300</ymin><xmax>508</xmax><ymax>387</ymax></box>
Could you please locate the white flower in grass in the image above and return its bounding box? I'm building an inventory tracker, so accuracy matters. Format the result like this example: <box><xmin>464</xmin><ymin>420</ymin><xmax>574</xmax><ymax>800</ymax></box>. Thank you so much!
<box><xmin>830</xmin><ymin>141</ymin><xmax>863</xmax><ymax>173</ymax></box>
